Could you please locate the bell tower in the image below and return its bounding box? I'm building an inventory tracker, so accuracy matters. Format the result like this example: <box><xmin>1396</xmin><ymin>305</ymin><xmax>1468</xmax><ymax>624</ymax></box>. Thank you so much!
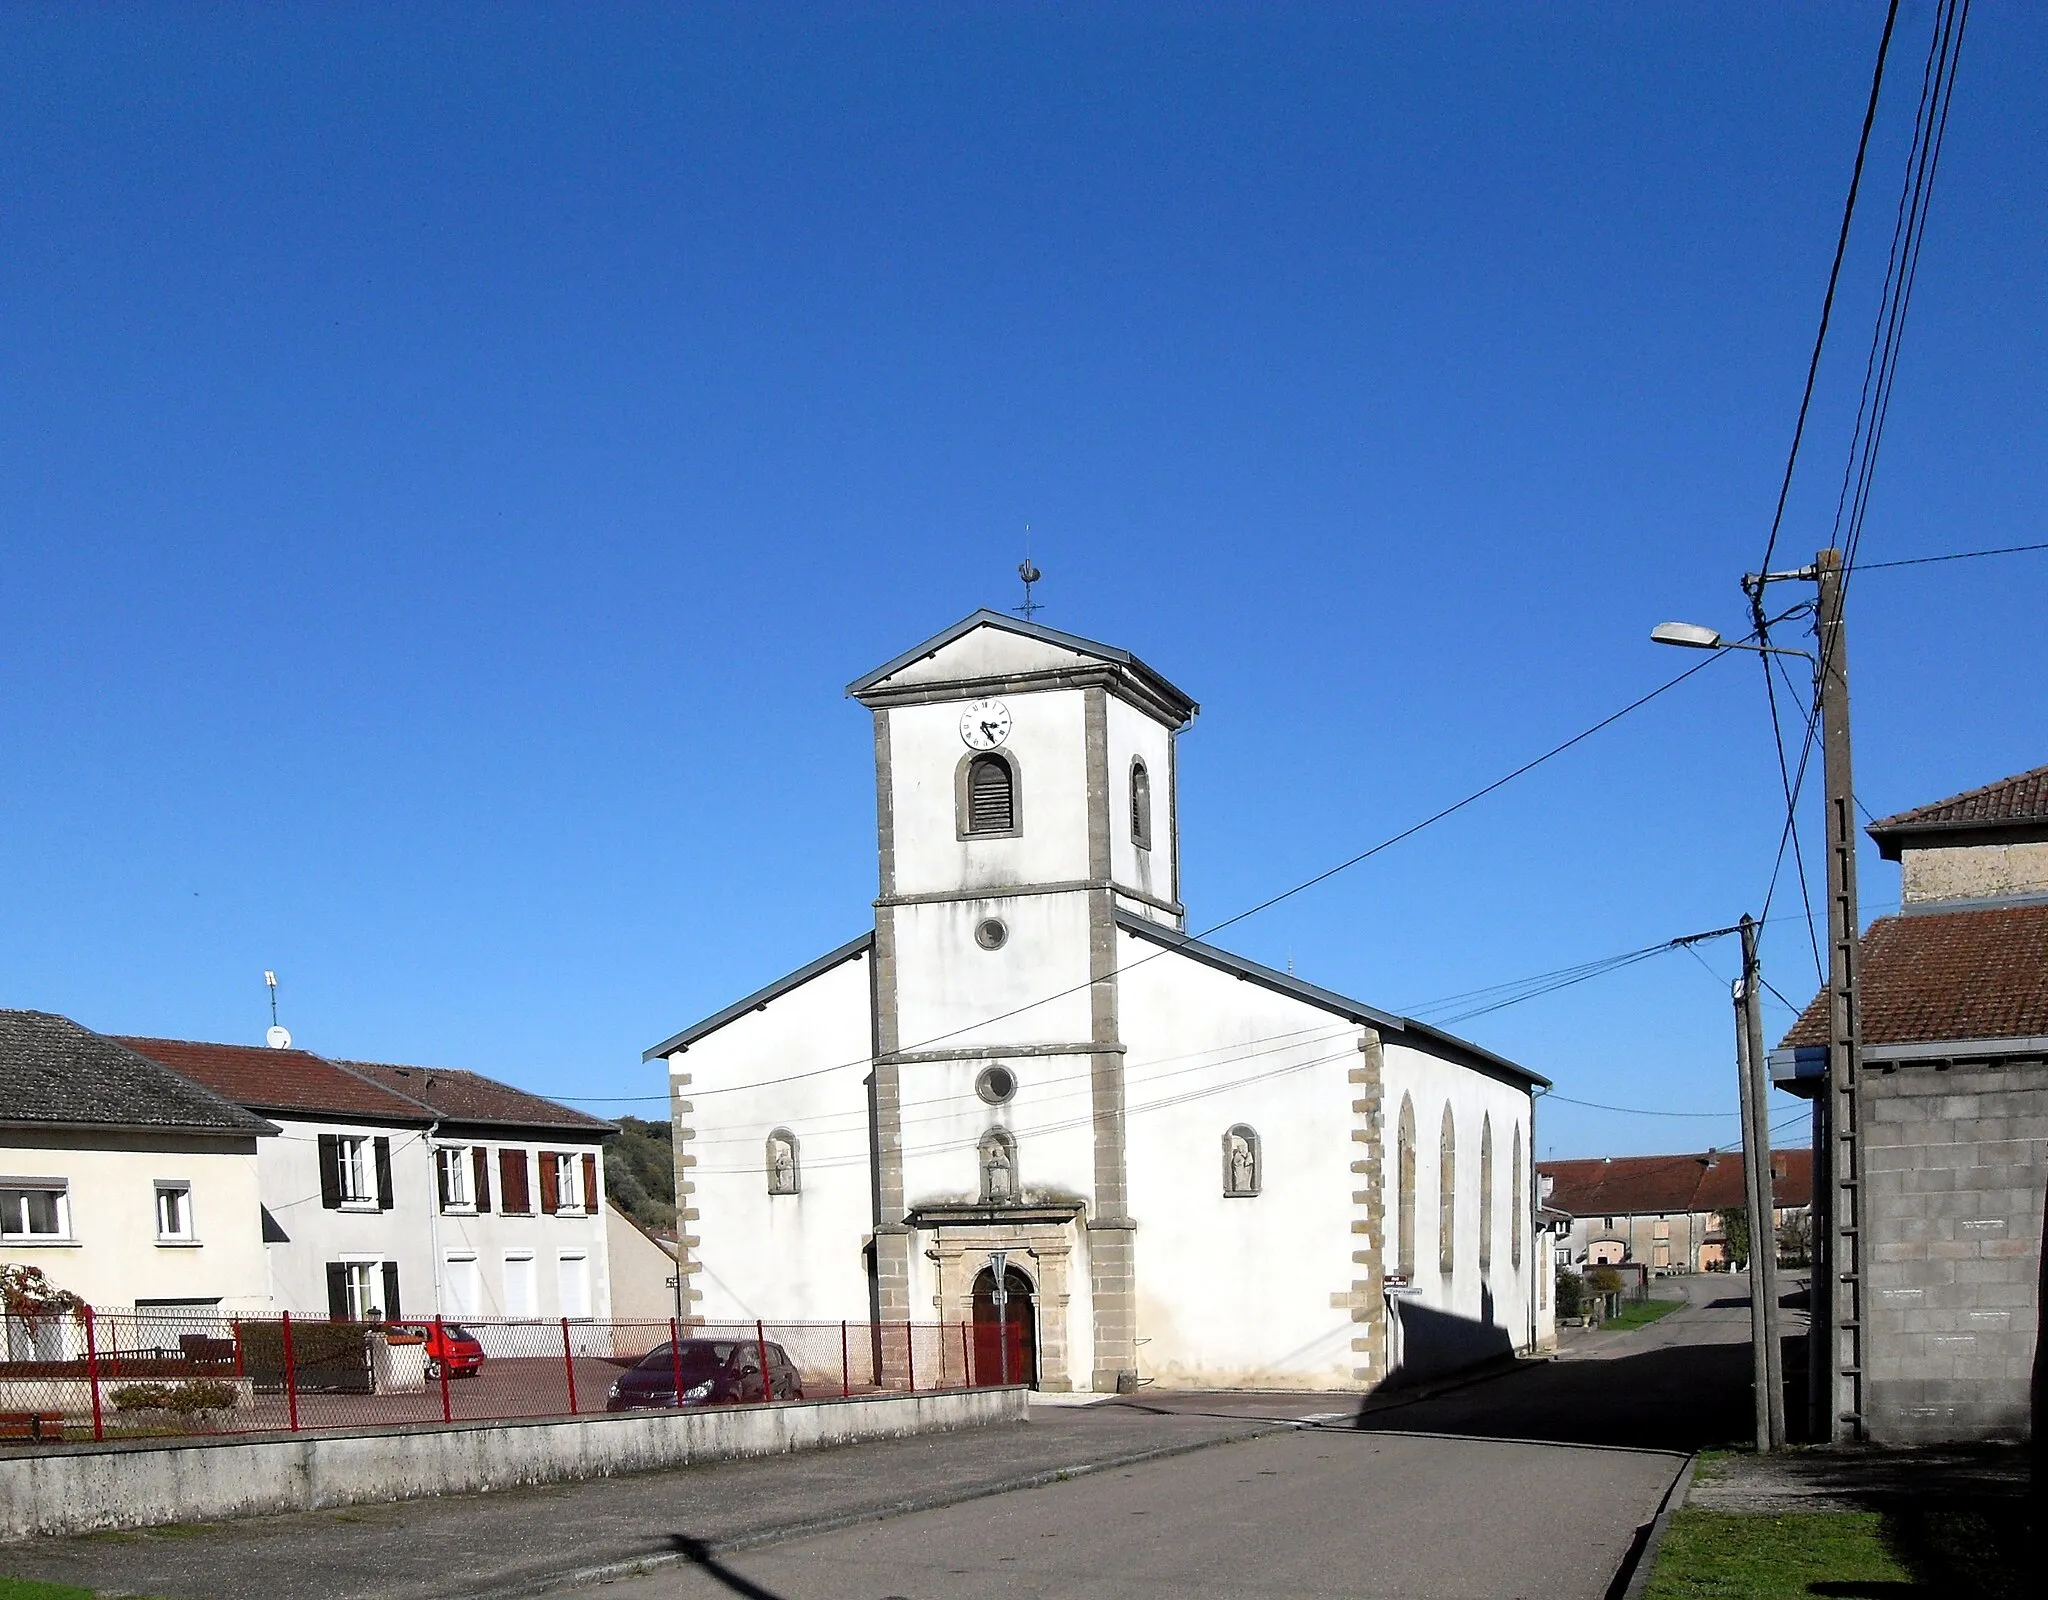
<box><xmin>847</xmin><ymin>611</ymin><xmax>1196</xmax><ymax>1390</ymax></box>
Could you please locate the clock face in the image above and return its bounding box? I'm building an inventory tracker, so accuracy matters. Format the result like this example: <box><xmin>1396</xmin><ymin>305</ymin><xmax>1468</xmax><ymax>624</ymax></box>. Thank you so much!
<box><xmin>959</xmin><ymin>698</ymin><xmax>1012</xmax><ymax>751</ymax></box>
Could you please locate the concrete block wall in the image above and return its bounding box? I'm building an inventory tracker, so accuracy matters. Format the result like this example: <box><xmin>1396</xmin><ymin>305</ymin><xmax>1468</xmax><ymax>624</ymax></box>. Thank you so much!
<box><xmin>0</xmin><ymin>1387</ymin><xmax>1026</xmax><ymax>1541</ymax></box>
<box><xmin>1860</xmin><ymin>1059</ymin><xmax>2047</xmax><ymax>1443</ymax></box>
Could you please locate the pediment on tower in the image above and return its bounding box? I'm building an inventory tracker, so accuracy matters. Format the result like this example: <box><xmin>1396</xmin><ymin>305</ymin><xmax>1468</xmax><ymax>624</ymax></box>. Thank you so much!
<box><xmin>847</xmin><ymin>610</ymin><xmax>1197</xmax><ymax>729</ymax></box>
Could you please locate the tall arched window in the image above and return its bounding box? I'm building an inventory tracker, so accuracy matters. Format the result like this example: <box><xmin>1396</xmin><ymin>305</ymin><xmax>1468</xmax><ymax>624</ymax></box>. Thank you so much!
<box><xmin>1479</xmin><ymin>1114</ymin><xmax>1494</xmax><ymax>1275</ymax></box>
<box><xmin>1511</xmin><ymin>1123</ymin><xmax>1525</xmax><ymax>1270</ymax></box>
<box><xmin>1396</xmin><ymin>1095</ymin><xmax>1417</xmax><ymax>1281</ymax></box>
<box><xmin>961</xmin><ymin>752</ymin><xmax>1017</xmax><ymax>836</ymax></box>
<box><xmin>1131</xmin><ymin>760</ymin><xmax>1153</xmax><ymax>850</ymax></box>
<box><xmin>1438</xmin><ymin>1107</ymin><xmax>1457</xmax><ymax>1277</ymax></box>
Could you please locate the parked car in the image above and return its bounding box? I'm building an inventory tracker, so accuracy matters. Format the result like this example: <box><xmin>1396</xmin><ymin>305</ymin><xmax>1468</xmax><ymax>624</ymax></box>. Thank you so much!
<box><xmin>383</xmin><ymin>1321</ymin><xmax>485</xmax><ymax>1380</ymax></box>
<box><xmin>605</xmin><ymin>1338</ymin><xmax>803</xmax><ymax>1411</ymax></box>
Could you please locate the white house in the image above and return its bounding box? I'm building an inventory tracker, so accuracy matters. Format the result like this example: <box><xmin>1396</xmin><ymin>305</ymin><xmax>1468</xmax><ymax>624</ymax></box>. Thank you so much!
<box><xmin>648</xmin><ymin>612</ymin><xmax>1553</xmax><ymax>1392</ymax></box>
<box><xmin>1</xmin><ymin>1010</ymin><xmax>275</xmax><ymax>1330</ymax></box>
<box><xmin>120</xmin><ymin>1038</ymin><xmax>618</xmax><ymax>1324</ymax></box>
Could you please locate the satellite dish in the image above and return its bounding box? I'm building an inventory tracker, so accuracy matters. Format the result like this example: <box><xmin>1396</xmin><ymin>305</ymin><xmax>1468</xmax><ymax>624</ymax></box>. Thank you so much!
<box><xmin>266</xmin><ymin>1025</ymin><xmax>293</xmax><ymax>1050</ymax></box>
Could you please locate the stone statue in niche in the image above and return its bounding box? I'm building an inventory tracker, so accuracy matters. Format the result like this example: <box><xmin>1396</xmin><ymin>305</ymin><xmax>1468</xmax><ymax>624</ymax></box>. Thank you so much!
<box><xmin>766</xmin><ymin>1133</ymin><xmax>799</xmax><ymax>1195</ymax></box>
<box><xmin>980</xmin><ymin>1133</ymin><xmax>1016</xmax><ymax>1204</ymax></box>
<box><xmin>1223</xmin><ymin>1127</ymin><xmax>1259</xmax><ymax>1196</ymax></box>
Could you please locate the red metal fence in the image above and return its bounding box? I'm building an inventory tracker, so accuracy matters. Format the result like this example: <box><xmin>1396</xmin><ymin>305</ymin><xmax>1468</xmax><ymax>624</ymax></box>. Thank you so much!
<box><xmin>0</xmin><ymin>1308</ymin><xmax>1027</xmax><ymax>1447</ymax></box>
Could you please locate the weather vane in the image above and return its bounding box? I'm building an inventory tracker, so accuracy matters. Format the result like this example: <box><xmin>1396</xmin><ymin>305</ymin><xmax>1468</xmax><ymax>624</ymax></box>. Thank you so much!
<box><xmin>1013</xmin><ymin>526</ymin><xmax>1043</xmax><ymax>622</ymax></box>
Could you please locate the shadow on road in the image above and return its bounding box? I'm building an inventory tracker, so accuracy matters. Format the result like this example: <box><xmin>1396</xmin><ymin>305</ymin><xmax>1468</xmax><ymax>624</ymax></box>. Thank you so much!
<box><xmin>666</xmin><ymin>1535</ymin><xmax>793</xmax><ymax>1600</ymax></box>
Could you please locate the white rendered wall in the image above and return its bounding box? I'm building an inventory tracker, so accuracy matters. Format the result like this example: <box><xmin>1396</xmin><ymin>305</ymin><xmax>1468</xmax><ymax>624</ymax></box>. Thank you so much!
<box><xmin>1379</xmin><ymin>1041</ymin><xmax>1542</xmax><ymax>1365</ymax></box>
<box><xmin>671</xmin><ymin>950</ymin><xmax>877</xmax><ymax>1324</ymax></box>
<box><xmin>1104</xmin><ymin>695</ymin><xmax>1179</xmax><ymax>919</ymax></box>
<box><xmin>258</xmin><ymin>1116</ymin><xmax>437</xmax><ymax>1319</ymax></box>
<box><xmin>885</xmin><ymin>692</ymin><xmax>1092</xmax><ymax>899</ymax></box>
<box><xmin>432</xmin><ymin>1136</ymin><xmax>613</xmax><ymax>1320</ymax></box>
<box><xmin>1116</xmin><ymin>938</ymin><xmax>1367</xmax><ymax>1388</ymax></box>
<box><xmin>890</xmin><ymin>894</ymin><xmax>1095</xmax><ymax>1053</ymax></box>
<box><xmin>0</xmin><ymin>1129</ymin><xmax>270</xmax><ymax>1313</ymax></box>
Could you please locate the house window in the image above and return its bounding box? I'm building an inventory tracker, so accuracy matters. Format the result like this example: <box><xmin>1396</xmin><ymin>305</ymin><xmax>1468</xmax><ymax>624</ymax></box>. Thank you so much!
<box><xmin>1221</xmin><ymin>1124</ymin><xmax>1260</xmax><ymax>1196</ymax></box>
<box><xmin>499</xmin><ymin>1148</ymin><xmax>533</xmax><ymax>1215</ymax></box>
<box><xmin>319</xmin><ymin>1133</ymin><xmax>393</xmax><ymax>1210</ymax></box>
<box><xmin>557</xmin><ymin>1253</ymin><xmax>590</xmax><ymax>1319</ymax></box>
<box><xmin>444</xmin><ymin>1254</ymin><xmax>481</xmax><ymax>1318</ymax></box>
<box><xmin>503</xmin><ymin>1252</ymin><xmax>537</xmax><ymax>1316</ymax></box>
<box><xmin>0</xmin><ymin>1181</ymin><xmax>69</xmax><ymax>1241</ymax></box>
<box><xmin>961</xmin><ymin>752</ymin><xmax>1018</xmax><ymax>836</ymax></box>
<box><xmin>154</xmin><ymin>1182</ymin><xmax>195</xmax><ymax>1243</ymax></box>
<box><xmin>437</xmin><ymin>1146</ymin><xmax>473</xmax><ymax>1211</ymax></box>
<box><xmin>540</xmin><ymin>1150</ymin><xmax>595</xmax><ymax>1215</ymax></box>
<box><xmin>1131</xmin><ymin>760</ymin><xmax>1153</xmax><ymax>850</ymax></box>
<box><xmin>327</xmin><ymin>1259</ymin><xmax>400</xmax><ymax>1321</ymax></box>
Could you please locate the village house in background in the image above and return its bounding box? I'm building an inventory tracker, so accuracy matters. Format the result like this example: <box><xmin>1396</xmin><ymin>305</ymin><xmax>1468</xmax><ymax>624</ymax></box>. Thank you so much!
<box><xmin>649</xmin><ymin>612</ymin><xmax>1554</xmax><ymax>1393</ymax></box>
<box><xmin>0</xmin><ymin>1011</ymin><xmax>276</xmax><ymax>1332</ymax></box>
<box><xmin>123</xmin><ymin>1038</ymin><xmax>622</xmax><ymax>1323</ymax></box>
<box><xmin>1537</xmin><ymin>1148</ymin><xmax>1813</xmax><ymax>1273</ymax></box>
<box><xmin>1772</xmin><ymin>762</ymin><xmax>2048</xmax><ymax>1445</ymax></box>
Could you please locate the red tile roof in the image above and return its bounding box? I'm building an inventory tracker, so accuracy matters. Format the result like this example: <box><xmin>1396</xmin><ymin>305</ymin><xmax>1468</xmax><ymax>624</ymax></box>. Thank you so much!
<box><xmin>1538</xmin><ymin>1148</ymin><xmax>1812</xmax><ymax>1219</ymax></box>
<box><xmin>343</xmin><ymin>1061</ymin><xmax>613</xmax><ymax>1135</ymax></box>
<box><xmin>1779</xmin><ymin>904</ymin><xmax>2048</xmax><ymax>1048</ymax></box>
<box><xmin>1868</xmin><ymin>763</ymin><xmax>2048</xmax><ymax>856</ymax></box>
<box><xmin>118</xmin><ymin>1037</ymin><xmax>431</xmax><ymax>1123</ymax></box>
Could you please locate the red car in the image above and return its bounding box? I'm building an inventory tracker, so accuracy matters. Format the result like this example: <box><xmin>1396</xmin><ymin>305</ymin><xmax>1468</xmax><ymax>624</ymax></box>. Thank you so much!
<box><xmin>386</xmin><ymin>1321</ymin><xmax>485</xmax><ymax>1379</ymax></box>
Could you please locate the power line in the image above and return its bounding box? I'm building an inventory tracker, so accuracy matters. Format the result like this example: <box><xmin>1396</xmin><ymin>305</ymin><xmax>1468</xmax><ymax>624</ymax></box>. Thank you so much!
<box><xmin>1857</xmin><ymin>539</ymin><xmax>2048</xmax><ymax>571</ymax></box>
<box><xmin>1756</xmin><ymin>0</ymin><xmax>1904</xmax><ymax>578</ymax></box>
<box><xmin>607</xmin><ymin>645</ymin><xmax>1736</xmax><ymax>1105</ymax></box>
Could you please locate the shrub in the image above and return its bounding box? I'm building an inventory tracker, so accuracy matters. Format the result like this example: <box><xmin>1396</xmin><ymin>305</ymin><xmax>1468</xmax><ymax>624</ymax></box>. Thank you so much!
<box><xmin>1586</xmin><ymin>1265</ymin><xmax>1623</xmax><ymax>1296</ymax></box>
<box><xmin>110</xmin><ymin>1383</ymin><xmax>177</xmax><ymax>1411</ymax></box>
<box><xmin>1555</xmin><ymin>1270</ymin><xmax>1584</xmax><ymax>1318</ymax></box>
<box><xmin>109</xmin><ymin>1379</ymin><xmax>238</xmax><ymax>1414</ymax></box>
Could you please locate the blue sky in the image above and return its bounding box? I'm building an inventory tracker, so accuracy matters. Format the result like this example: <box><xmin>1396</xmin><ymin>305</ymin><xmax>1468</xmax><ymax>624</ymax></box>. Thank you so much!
<box><xmin>4</xmin><ymin>5</ymin><xmax>2043</xmax><ymax>1159</ymax></box>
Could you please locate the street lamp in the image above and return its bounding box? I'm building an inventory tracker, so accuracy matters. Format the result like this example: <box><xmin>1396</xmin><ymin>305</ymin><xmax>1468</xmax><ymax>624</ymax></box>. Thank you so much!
<box><xmin>1650</xmin><ymin>622</ymin><xmax>1814</xmax><ymax>665</ymax></box>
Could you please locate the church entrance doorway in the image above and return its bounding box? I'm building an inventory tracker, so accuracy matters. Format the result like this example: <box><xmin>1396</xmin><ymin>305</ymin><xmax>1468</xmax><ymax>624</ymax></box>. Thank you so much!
<box><xmin>970</xmin><ymin>1264</ymin><xmax>1037</xmax><ymax>1387</ymax></box>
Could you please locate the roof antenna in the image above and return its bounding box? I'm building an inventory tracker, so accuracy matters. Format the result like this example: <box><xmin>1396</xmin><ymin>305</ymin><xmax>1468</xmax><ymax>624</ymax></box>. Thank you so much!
<box><xmin>1013</xmin><ymin>526</ymin><xmax>1043</xmax><ymax>623</ymax></box>
<box><xmin>264</xmin><ymin>971</ymin><xmax>292</xmax><ymax>1050</ymax></box>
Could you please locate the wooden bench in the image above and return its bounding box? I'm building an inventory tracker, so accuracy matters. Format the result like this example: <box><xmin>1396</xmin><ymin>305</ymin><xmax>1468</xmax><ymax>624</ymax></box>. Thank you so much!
<box><xmin>0</xmin><ymin>1411</ymin><xmax>67</xmax><ymax>1444</ymax></box>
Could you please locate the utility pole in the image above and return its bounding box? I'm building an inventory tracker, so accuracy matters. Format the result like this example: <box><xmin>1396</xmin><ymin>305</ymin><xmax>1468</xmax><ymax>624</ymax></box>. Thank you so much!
<box><xmin>1734</xmin><ymin>914</ymin><xmax>1786</xmax><ymax>1450</ymax></box>
<box><xmin>1814</xmin><ymin>547</ymin><xmax>1867</xmax><ymax>1445</ymax></box>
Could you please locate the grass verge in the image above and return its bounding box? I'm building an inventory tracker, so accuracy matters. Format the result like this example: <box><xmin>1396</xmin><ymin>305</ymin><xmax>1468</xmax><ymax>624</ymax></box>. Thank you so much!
<box><xmin>1646</xmin><ymin>1505</ymin><xmax>2031</xmax><ymax>1599</ymax></box>
<box><xmin>1602</xmin><ymin>1297</ymin><xmax>1684</xmax><ymax>1332</ymax></box>
<box><xmin>0</xmin><ymin>1581</ymin><xmax>101</xmax><ymax>1600</ymax></box>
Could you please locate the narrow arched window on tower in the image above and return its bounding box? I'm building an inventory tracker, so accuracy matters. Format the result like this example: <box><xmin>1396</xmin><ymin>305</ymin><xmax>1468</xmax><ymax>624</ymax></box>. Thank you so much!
<box><xmin>1511</xmin><ymin>1124</ymin><xmax>1525</xmax><ymax>1271</ymax></box>
<box><xmin>1479</xmin><ymin>1113</ymin><xmax>1495</xmax><ymax>1276</ymax></box>
<box><xmin>966</xmin><ymin>753</ymin><xmax>1016</xmax><ymax>835</ymax></box>
<box><xmin>1396</xmin><ymin>1095</ymin><xmax>1417</xmax><ymax>1281</ymax></box>
<box><xmin>1131</xmin><ymin>760</ymin><xmax>1152</xmax><ymax>850</ymax></box>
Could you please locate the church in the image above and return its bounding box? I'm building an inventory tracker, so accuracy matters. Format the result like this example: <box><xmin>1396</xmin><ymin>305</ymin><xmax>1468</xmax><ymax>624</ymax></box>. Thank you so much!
<box><xmin>648</xmin><ymin>611</ymin><xmax>1553</xmax><ymax>1392</ymax></box>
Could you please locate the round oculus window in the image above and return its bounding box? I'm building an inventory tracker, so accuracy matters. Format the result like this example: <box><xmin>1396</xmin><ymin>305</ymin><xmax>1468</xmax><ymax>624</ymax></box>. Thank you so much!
<box><xmin>976</xmin><ymin>1066</ymin><xmax>1018</xmax><ymax>1105</ymax></box>
<box><xmin>974</xmin><ymin>917</ymin><xmax>1009</xmax><ymax>951</ymax></box>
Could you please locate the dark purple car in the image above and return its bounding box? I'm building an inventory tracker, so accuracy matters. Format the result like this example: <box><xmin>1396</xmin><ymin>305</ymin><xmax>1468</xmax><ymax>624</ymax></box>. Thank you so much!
<box><xmin>604</xmin><ymin>1338</ymin><xmax>804</xmax><ymax>1411</ymax></box>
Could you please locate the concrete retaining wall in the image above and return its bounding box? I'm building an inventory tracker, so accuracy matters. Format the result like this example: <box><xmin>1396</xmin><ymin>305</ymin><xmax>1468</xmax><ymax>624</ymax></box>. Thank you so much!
<box><xmin>0</xmin><ymin>1387</ymin><xmax>1027</xmax><ymax>1540</ymax></box>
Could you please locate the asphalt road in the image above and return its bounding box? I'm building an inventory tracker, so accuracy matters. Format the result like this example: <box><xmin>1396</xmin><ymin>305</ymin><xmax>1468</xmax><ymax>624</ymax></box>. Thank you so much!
<box><xmin>597</xmin><ymin>1423</ymin><xmax>1677</xmax><ymax>1600</ymax></box>
<box><xmin>2</xmin><ymin>1278</ymin><xmax>1762</xmax><ymax>1599</ymax></box>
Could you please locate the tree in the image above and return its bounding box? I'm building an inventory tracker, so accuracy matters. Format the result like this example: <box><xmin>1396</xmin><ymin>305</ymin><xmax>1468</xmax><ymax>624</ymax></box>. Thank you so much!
<box><xmin>1</xmin><ymin>1263</ymin><xmax>84</xmax><ymax>1318</ymax></box>
<box><xmin>603</xmin><ymin>1116</ymin><xmax>679</xmax><ymax>1235</ymax></box>
<box><xmin>1720</xmin><ymin>1205</ymin><xmax>1751</xmax><ymax>1268</ymax></box>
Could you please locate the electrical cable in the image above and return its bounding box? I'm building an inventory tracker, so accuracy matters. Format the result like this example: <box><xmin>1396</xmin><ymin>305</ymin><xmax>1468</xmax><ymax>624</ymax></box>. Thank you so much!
<box><xmin>1856</xmin><ymin>539</ymin><xmax>2048</xmax><ymax>571</ymax></box>
<box><xmin>1756</xmin><ymin>0</ymin><xmax>1903</xmax><ymax>578</ymax></box>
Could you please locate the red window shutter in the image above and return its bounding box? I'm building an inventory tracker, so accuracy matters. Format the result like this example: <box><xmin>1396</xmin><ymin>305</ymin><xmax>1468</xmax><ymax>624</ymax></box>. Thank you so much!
<box><xmin>581</xmin><ymin>1153</ymin><xmax>597</xmax><ymax>1212</ymax></box>
<box><xmin>499</xmin><ymin>1149</ymin><xmax>528</xmax><ymax>1214</ymax></box>
<box><xmin>473</xmin><ymin>1147</ymin><xmax>492</xmax><ymax>1213</ymax></box>
<box><xmin>538</xmin><ymin>1152</ymin><xmax>560</xmax><ymax>1215</ymax></box>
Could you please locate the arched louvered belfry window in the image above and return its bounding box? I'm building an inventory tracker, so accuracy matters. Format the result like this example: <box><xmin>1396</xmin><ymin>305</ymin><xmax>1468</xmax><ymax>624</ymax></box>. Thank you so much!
<box><xmin>963</xmin><ymin>752</ymin><xmax>1017</xmax><ymax>836</ymax></box>
<box><xmin>1131</xmin><ymin>760</ymin><xmax>1153</xmax><ymax>850</ymax></box>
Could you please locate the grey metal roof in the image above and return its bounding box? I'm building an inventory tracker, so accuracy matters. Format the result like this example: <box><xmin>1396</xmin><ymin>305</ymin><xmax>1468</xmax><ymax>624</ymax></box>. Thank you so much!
<box><xmin>1112</xmin><ymin>910</ymin><xmax>1550</xmax><ymax>1091</ymax></box>
<box><xmin>844</xmin><ymin>610</ymin><xmax>1198</xmax><ymax>723</ymax></box>
<box><xmin>642</xmin><ymin>933</ymin><xmax>875</xmax><ymax>1061</ymax></box>
<box><xmin>0</xmin><ymin>1010</ymin><xmax>279</xmax><ymax>1135</ymax></box>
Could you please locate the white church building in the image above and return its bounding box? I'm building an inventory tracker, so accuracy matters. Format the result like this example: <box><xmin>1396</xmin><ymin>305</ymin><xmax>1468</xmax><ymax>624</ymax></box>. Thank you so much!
<box><xmin>648</xmin><ymin>612</ymin><xmax>1553</xmax><ymax>1392</ymax></box>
